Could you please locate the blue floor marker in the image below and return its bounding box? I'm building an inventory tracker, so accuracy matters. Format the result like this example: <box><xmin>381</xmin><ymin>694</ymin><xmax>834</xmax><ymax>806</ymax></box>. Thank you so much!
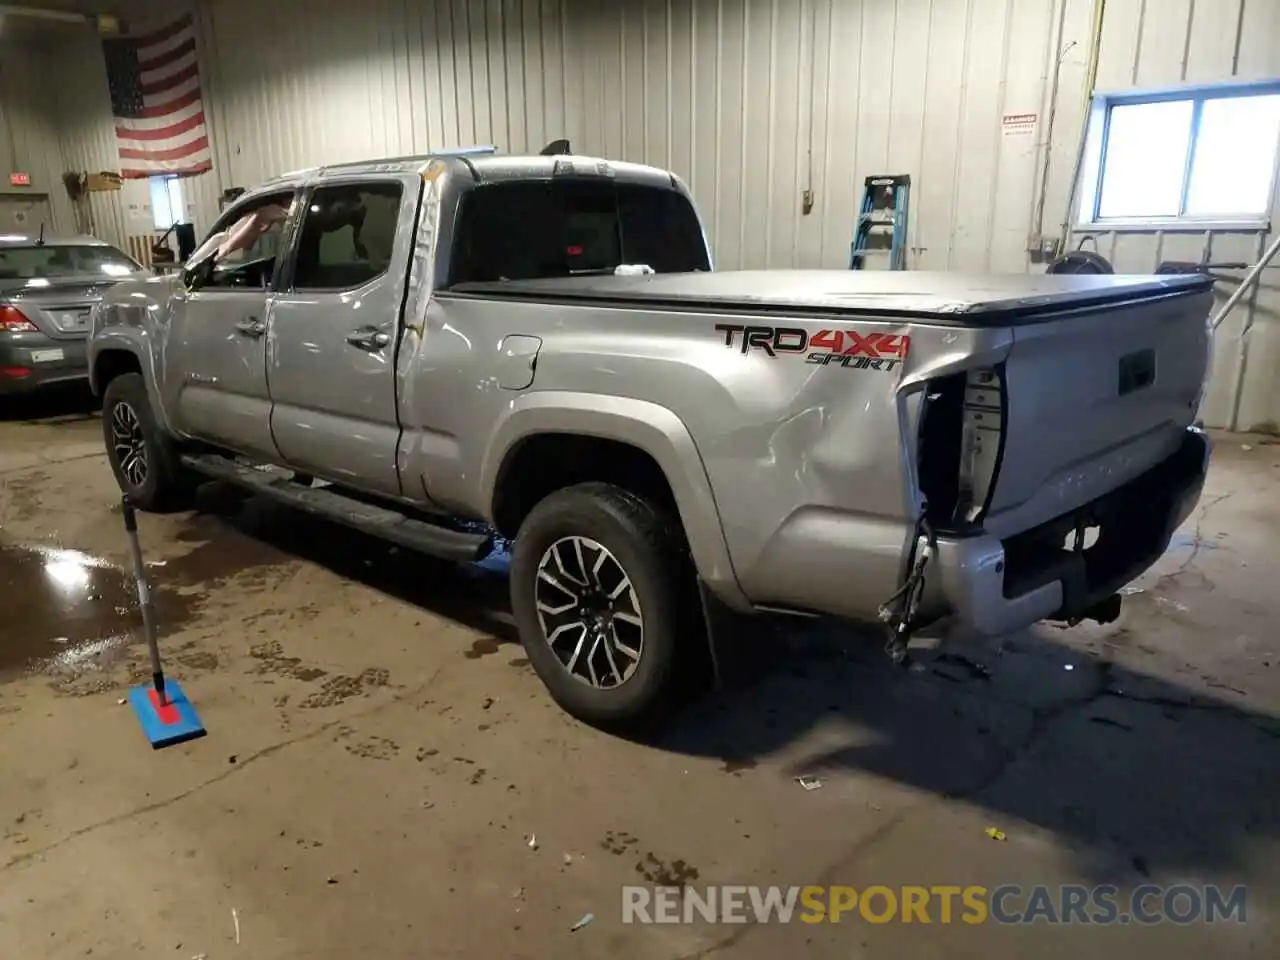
<box><xmin>127</xmin><ymin>678</ymin><xmax>206</xmax><ymax>748</ymax></box>
<box><xmin>122</xmin><ymin>496</ymin><xmax>206</xmax><ymax>749</ymax></box>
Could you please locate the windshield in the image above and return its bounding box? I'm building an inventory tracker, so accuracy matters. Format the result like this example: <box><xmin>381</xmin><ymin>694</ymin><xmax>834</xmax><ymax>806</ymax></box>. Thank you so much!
<box><xmin>447</xmin><ymin>180</ymin><xmax>711</xmax><ymax>285</ymax></box>
<box><xmin>0</xmin><ymin>244</ymin><xmax>142</xmax><ymax>282</ymax></box>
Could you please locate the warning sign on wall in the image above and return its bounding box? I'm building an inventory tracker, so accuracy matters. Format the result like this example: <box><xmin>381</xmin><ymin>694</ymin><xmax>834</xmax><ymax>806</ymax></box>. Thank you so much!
<box><xmin>1002</xmin><ymin>113</ymin><xmax>1037</xmax><ymax>136</ymax></box>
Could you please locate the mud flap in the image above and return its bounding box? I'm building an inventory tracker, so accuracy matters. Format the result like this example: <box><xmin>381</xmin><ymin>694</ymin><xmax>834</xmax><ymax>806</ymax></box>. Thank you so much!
<box><xmin>698</xmin><ymin>579</ymin><xmax>732</xmax><ymax>689</ymax></box>
<box><xmin>697</xmin><ymin>579</ymin><xmax>782</xmax><ymax>691</ymax></box>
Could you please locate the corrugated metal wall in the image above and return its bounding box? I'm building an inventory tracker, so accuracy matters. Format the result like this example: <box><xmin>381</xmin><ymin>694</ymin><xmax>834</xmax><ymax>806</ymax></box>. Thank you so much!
<box><xmin>28</xmin><ymin>0</ymin><xmax>1280</xmax><ymax>429</ymax></box>
<box><xmin>0</xmin><ymin>38</ymin><xmax>75</xmax><ymax>234</ymax></box>
<box><xmin>46</xmin><ymin>26</ymin><xmax>134</xmax><ymax>245</ymax></box>
<box><xmin>1077</xmin><ymin>0</ymin><xmax>1280</xmax><ymax>432</ymax></box>
<box><xmin>183</xmin><ymin>0</ymin><xmax>1098</xmax><ymax>275</ymax></box>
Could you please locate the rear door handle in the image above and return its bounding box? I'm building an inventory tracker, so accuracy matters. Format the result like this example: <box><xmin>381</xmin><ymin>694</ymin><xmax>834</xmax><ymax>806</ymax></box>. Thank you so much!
<box><xmin>235</xmin><ymin>317</ymin><xmax>267</xmax><ymax>338</ymax></box>
<box><xmin>346</xmin><ymin>327</ymin><xmax>391</xmax><ymax>351</ymax></box>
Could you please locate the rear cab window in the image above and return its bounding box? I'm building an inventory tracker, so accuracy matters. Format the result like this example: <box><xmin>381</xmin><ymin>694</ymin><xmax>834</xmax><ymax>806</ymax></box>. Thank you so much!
<box><xmin>446</xmin><ymin>179</ymin><xmax>710</xmax><ymax>286</ymax></box>
<box><xmin>0</xmin><ymin>244</ymin><xmax>141</xmax><ymax>281</ymax></box>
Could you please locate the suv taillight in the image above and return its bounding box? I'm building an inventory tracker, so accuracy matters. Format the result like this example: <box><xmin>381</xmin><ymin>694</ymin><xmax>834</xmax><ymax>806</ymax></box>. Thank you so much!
<box><xmin>0</xmin><ymin>305</ymin><xmax>38</xmax><ymax>333</ymax></box>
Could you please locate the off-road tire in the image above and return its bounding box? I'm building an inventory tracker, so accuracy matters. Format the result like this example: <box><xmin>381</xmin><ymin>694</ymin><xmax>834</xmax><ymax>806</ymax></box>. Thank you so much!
<box><xmin>102</xmin><ymin>373</ymin><xmax>194</xmax><ymax>512</ymax></box>
<box><xmin>510</xmin><ymin>482</ymin><xmax>693</xmax><ymax>730</ymax></box>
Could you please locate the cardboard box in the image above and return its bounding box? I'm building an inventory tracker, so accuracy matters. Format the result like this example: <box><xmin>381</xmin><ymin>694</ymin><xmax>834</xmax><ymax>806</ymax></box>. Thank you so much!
<box><xmin>86</xmin><ymin>172</ymin><xmax>123</xmax><ymax>192</ymax></box>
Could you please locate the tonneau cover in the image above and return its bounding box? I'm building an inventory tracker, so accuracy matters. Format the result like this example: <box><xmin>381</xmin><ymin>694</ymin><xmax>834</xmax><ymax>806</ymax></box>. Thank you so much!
<box><xmin>448</xmin><ymin>269</ymin><xmax>1214</xmax><ymax>324</ymax></box>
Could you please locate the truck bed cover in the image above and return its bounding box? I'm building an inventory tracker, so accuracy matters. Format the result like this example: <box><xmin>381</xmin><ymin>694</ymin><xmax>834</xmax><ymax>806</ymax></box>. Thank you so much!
<box><xmin>448</xmin><ymin>269</ymin><xmax>1213</xmax><ymax>325</ymax></box>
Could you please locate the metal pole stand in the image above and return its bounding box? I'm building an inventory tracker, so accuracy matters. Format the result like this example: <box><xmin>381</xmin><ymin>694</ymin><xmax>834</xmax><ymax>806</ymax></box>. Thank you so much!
<box><xmin>122</xmin><ymin>495</ymin><xmax>166</xmax><ymax>705</ymax></box>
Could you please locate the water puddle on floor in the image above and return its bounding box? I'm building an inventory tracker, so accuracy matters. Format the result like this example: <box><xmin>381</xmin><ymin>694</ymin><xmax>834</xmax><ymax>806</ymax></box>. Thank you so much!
<box><xmin>0</xmin><ymin>543</ymin><xmax>196</xmax><ymax>682</ymax></box>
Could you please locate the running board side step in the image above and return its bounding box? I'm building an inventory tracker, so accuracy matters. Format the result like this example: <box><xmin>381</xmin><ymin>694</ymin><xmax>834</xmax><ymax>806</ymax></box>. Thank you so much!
<box><xmin>179</xmin><ymin>453</ymin><xmax>491</xmax><ymax>563</ymax></box>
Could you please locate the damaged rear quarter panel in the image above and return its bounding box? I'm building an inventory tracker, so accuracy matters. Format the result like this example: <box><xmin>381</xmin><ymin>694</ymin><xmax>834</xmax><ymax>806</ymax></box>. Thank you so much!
<box><xmin>697</xmin><ymin>316</ymin><xmax>1013</xmax><ymax>619</ymax></box>
<box><xmin>411</xmin><ymin>288</ymin><xmax>1012</xmax><ymax>620</ymax></box>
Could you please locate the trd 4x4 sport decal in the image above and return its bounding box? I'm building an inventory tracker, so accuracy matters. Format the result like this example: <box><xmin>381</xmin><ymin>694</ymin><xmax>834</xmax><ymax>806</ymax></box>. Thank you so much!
<box><xmin>714</xmin><ymin>324</ymin><xmax>910</xmax><ymax>372</ymax></box>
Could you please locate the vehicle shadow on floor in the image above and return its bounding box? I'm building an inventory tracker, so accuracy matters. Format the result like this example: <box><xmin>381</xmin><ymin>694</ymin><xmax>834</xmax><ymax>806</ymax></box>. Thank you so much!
<box><xmin>661</xmin><ymin>614</ymin><xmax>1280</xmax><ymax>884</ymax></box>
<box><xmin>0</xmin><ymin>383</ymin><xmax>98</xmax><ymax>423</ymax></box>
<box><xmin>183</xmin><ymin>486</ymin><xmax>520</xmax><ymax>647</ymax></box>
<box><xmin>180</xmin><ymin>491</ymin><xmax>1279</xmax><ymax>883</ymax></box>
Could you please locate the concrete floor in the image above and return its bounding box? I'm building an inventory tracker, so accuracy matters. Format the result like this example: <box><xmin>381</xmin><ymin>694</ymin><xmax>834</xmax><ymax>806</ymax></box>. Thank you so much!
<box><xmin>0</xmin><ymin>387</ymin><xmax>1277</xmax><ymax>959</ymax></box>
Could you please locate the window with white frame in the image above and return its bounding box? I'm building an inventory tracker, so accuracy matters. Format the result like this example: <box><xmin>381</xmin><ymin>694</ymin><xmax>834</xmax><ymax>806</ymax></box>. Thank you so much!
<box><xmin>1078</xmin><ymin>83</ymin><xmax>1280</xmax><ymax>227</ymax></box>
<box><xmin>149</xmin><ymin>176</ymin><xmax>186</xmax><ymax>231</ymax></box>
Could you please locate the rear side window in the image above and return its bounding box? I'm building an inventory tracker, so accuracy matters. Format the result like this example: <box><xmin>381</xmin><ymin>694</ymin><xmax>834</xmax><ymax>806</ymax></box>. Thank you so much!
<box><xmin>291</xmin><ymin>182</ymin><xmax>403</xmax><ymax>291</ymax></box>
<box><xmin>447</xmin><ymin>180</ymin><xmax>710</xmax><ymax>285</ymax></box>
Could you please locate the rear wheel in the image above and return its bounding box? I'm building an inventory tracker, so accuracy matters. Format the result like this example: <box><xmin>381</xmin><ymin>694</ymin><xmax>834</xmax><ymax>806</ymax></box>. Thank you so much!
<box><xmin>102</xmin><ymin>373</ymin><xmax>194</xmax><ymax>512</ymax></box>
<box><xmin>510</xmin><ymin>482</ymin><xmax>693</xmax><ymax>730</ymax></box>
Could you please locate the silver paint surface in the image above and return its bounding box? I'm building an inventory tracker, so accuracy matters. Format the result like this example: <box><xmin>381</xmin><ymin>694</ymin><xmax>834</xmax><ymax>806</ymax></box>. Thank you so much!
<box><xmin>88</xmin><ymin>152</ymin><xmax>1212</xmax><ymax>629</ymax></box>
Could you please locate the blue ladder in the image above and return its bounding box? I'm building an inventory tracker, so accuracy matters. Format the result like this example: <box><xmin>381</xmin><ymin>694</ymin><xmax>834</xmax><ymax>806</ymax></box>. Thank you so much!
<box><xmin>850</xmin><ymin>174</ymin><xmax>911</xmax><ymax>271</ymax></box>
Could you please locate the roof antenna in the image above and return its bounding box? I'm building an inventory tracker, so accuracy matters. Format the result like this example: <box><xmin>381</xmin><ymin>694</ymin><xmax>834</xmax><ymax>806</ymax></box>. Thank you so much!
<box><xmin>37</xmin><ymin>222</ymin><xmax>45</xmax><ymax>246</ymax></box>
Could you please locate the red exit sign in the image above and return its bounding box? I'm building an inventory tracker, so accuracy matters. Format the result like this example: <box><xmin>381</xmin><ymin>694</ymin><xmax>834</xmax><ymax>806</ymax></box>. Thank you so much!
<box><xmin>9</xmin><ymin>173</ymin><xmax>31</xmax><ymax>187</ymax></box>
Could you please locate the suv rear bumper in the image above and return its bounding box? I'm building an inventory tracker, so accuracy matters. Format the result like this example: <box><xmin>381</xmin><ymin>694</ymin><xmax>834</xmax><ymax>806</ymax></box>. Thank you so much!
<box><xmin>0</xmin><ymin>339</ymin><xmax>89</xmax><ymax>395</ymax></box>
<box><xmin>935</xmin><ymin>426</ymin><xmax>1209</xmax><ymax>636</ymax></box>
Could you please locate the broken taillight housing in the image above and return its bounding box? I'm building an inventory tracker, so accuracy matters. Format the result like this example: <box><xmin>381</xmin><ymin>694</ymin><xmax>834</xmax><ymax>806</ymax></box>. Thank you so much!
<box><xmin>955</xmin><ymin>367</ymin><xmax>1004</xmax><ymax>523</ymax></box>
<box><xmin>918</xmin><ymin>365</ymin><xmax>1005</xmax><ymax>529</ymax></box>
<box><xmin>0</xmin><ymin>305</ymin><xmax>38</xmax><ymax>333</ymax></box>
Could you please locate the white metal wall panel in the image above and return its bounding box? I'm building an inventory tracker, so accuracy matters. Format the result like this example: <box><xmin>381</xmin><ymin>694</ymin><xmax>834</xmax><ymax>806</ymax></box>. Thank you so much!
<box><xmin>0</xmin><ymin>42</ymin><xmax>75</xmax><ymax>235</ymax></box>
<box><xmin>1237</xmin><ymin>0</ymin><xmax>1280</xmax><ymax>79</ymax></box>
<box><xmin>32</xmin><ymin>0</ymin><xmax>1280</xmax><ymax>429</ymax></box>
<box><xmin>911</xmin><ymin>0</ymin><xmax>968</xmax><ymax>271</ymax></box>
<box><xmin>989</xmin><ymin>0</ymin><xmax>1056</xmax><ymax>272</ymax></box>
<box><xmin>948</xmin><ymin>0</ymin><xmax>1013</xmax><ymax>272</ymax></box>
<box><xmin>46</xmin><ymin>28</ymin><xmax>131</xmax><ymax>246</ymax></box>
<box><xmin>1039</xmin><ymin>0</ymin><xmax>1096</xmax><ymax>248</ymax></box>
<box><xmin>1075</xmin><ymin>0</ymin><xmax>1280</xmax><ymax>432</ymax></box>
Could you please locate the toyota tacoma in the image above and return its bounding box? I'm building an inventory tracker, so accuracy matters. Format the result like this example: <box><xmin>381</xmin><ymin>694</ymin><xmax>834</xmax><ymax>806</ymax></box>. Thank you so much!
<box><xmin>88</xmin><ymin>147</ymin><xmax>1213</xmax><ymax>727</ymax></box>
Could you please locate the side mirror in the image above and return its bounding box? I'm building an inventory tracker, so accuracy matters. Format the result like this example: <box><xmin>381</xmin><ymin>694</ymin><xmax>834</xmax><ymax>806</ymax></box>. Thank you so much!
<box><xmin>182</xmin><ymin>230</ymin><xmax>227</xmax><ymax>290</ymax></box>
<box><xmin>183</xmin><ymin>254</ymin><xmax>216</xmax><ymax>291</ymax></box>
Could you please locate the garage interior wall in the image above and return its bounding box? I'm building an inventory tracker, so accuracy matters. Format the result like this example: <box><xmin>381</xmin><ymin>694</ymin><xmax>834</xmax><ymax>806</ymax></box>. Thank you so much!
<box><xmin>0</xmin><ymin>33</ymin><xmax>75</xmax><ymax>234</ymax></box>
<box><xmin>16</xmin><ymin>0</ymin><xmax>1280</xmax><ymax>431</ymax></box>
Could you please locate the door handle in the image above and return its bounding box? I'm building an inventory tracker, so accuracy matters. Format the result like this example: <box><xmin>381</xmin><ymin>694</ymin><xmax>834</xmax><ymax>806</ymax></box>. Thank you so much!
<box><xmin>346</xmin><ymin>328</ymin><xmax>392</xmax><ymax>351</ymax></box>
<box><xmin>235</xmin><ymin>317</ymin><xmax>267</xmax><ymax>338</ymax></box>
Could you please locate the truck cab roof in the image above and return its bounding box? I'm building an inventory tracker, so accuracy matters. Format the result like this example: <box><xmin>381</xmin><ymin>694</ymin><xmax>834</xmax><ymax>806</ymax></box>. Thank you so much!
<box><xmin>255</xmin><ymin>151</ymin><xmax>681</xmax><ymax>192</ymax></box>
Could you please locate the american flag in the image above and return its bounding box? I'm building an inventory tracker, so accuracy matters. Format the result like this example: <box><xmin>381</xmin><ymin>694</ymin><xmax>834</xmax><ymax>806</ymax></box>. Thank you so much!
<box><xmin>103</xmin><ymin>15</ymin><xmax>211</xmax><ymax>179</ymax></box>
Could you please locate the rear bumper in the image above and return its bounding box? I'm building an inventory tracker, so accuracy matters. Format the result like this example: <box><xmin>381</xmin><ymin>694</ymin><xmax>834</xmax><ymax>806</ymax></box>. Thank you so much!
<box><xmin>0</xmin><ymin>339</ymin><xmax>89</xmax><ymax>395</ymax></box>
<box><xmin>935</xmin><ymin>426</ymin><xmax>1210</xmax><ymax>636</ymax></box>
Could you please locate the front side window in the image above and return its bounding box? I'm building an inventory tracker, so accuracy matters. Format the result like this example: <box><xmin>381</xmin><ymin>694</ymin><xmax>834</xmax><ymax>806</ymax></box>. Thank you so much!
<box><xmin>291</xmin><ymin>182</ymin><xmax>404</xmax><ymax>291</ymax></box>
<box><xmin>187</xmin><ymin>191</ymin><xmax>295</xmax><ymax>290</ymax></box>
<box><xmin>0</xmin><ymin>244</ymin><xmax>141</xmax><ymax>282</ymax></box>
<box><xmin>447</xmin><ymin>179</ymin><xmax>710</xmax><ymax>286</ymax></box>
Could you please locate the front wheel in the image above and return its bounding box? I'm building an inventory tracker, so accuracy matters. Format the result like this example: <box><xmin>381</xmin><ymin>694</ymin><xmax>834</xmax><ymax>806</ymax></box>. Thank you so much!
<box><xmin>102</xmin><ymin>373</ymin><xmax>194</xmax><ymax>512</ymax></box>
<box><xmin>510</xmin><ymin>483</ymin><xmax>694</xmax><ymax>730</ymax></box>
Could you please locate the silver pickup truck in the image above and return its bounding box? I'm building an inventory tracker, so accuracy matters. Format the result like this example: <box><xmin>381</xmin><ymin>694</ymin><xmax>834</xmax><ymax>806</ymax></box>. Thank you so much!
<box><xmin>89</xmin><ymin>148</ymin><xmax>1212</xmax><ymax>727</ymax></box>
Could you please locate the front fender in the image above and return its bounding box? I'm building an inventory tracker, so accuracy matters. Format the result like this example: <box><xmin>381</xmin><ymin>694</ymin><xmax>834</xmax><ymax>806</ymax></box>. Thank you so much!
<box><xmin>87</xmin><ymin>326</ymin><xmax>139</xmax><ymax>395</ymax></box>
<box><xmin>88</xmin><ymin>278</ymin><xmax>179</xmax><ymax>435</ymax></box>
<box><xmin>479</xmin><ymin>390</ymin><xmax>750</xmax><ymax>611</ymax></box>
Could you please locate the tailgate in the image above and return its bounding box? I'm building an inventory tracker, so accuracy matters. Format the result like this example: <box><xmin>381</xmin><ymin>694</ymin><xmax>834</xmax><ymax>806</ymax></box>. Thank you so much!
<box><xmin>988</xmin><ymin>286</ymin><xmax>1212</xmax><ymax>524</ymax></box>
